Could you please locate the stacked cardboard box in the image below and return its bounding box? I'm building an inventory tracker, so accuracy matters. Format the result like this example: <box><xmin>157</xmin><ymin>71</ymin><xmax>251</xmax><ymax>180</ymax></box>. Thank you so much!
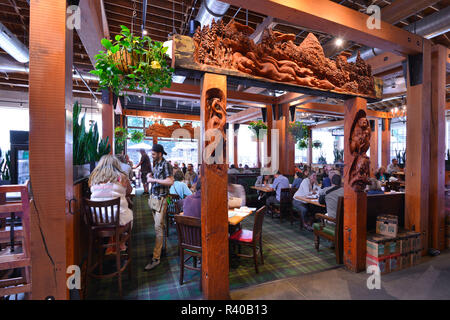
<box><xmin>366</xmin><ymin>220</ymin><xmax>422</xmax><ymax>274</ymax></box>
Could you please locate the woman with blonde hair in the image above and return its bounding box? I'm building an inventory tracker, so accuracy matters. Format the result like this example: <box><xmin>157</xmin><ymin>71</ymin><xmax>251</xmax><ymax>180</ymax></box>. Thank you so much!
<box><xmin>89</xmin><ymin>155</ymin><xmax>133</xmax><ymax>227</ymax></box>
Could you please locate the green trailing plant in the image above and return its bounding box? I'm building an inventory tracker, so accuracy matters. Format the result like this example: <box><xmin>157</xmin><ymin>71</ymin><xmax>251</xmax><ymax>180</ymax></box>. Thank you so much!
<box><xmin>115</xmin><ymin>127</ymin><xmax>128</xmax><ymax>155</ymax></box>
<box><xmin>248</xmin><ymin>120</ymin><xmax>268</xmax><ymax>140</ymax></box>
<box><xmin>130</xmin><ymin>130</ymin><xmax>145</xmax><ymax>144</ymax></box>
<box><xmin>318</xmin><ymin>153</ymin><xmax>327</xmax><ymax>165</ymax></box>
<box><xmin>90</xmin><ymin>25</ymin><xmax>174</xmax><ymax>96</ymax></box>
<box><xmin>297</xmin><ymin>139</ymin><xmax>308</xmax><ymax>150</ymax></box>
<box><xmin>333</xmin><ymin>148</ymin><xmax>344</xmax><ymax>163</ymax></box>
<box><xmin>289</xmin><ymin>121</ymin><xmax>309</xmax><ymax>148</ymax></box>
<box><xmin>395</xmin><ymin>149</ymin><xmax>406</xmax><ymax>168</ymax></box>
<box><xmin>73</xmin><ymin>101</ymin><xmax>112</xmax><ymax>165</ymax></box>
<box><xmin>0</xmin><ymin>149</ymin><xmax>11</xmax><ymax>181</ymax></box>
<box><xmin>312</xmin><ymin>140</ymin><xmax>322</xmax><ymax>149</ymax></box>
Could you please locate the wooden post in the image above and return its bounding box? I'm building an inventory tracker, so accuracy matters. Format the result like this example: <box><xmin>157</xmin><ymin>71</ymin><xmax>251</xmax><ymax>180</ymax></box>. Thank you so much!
<box><xmin>102</xmin><ymin>90</ymin><xmax>114</xmax><ymax>154</ymax></box>
<box><xmin>233</xmin><ymin>127</ymin><xmax>238</xmax><ymax>167</ymax></box>
<box><xmin>429</xmin><ymin>45</ymin><xmax>446</xmax><ymax>250</ymax></box>
<box><xmin>266</xmin><ymin>105</ymin><xmax>273</xmax><ymax>168</ymax></box>
<box><xmin>200</xmin><ymin>73</ymin><xmax>230</xmax><ymax>300</ymax></box>
<box><xmin>307</xmin><ymin>128</ymin><xmax>313</xmax><ymax>166</ymax></box>
<box><xmin>405</xmin><ymin>40</ymin><xmax>432</xmax><ymax>255</ymax></box>
<box><xmin>256</xmin><ymin>139</ymin><xmax>261</xmax><ymax>168</ymax></box>
<box><xmin>29</xmin><ymin>0</ymin><xmax>72</xmax><ymax>299</ymax></box>
<box><xmin>343</xmin><ymin>97</ymin><xmax>369</xmax><ymax>272</ymax></box>
<box><xmin>370</xmin><ymin>119</ymin><xmax>379</xmax><ymax>177</ymax></box>
<box><xmin>381</xmin><ymin>118</ymin><xmax>391</xmax><ymax>168</ymax></box>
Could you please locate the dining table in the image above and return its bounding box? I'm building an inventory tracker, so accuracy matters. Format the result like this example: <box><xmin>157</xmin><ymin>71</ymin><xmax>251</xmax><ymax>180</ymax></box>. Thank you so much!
<box><xmin>293</xmin><ymin>195</ymin><xmax>326</xmax><ymax>208</ymax></box>
<box><xmin>250</xmin><ymin>186</ymin><xmax>273</xmax><ymax>193</ymax></box>
<box><xmin>228</xmin><ymin>207</ymin><xmax>256</xmax><ymax>226</ymax></box>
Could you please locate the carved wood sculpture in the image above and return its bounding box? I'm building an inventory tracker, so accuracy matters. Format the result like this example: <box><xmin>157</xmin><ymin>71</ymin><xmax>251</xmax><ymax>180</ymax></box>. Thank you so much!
<box><xmin>145</xmin><ymin>121</ymin><xmax>195</xmax><ymax>139</ymax></box>
<box><xmin>193</xmin><ymin>19</ymin><xmax>376</xmax><ymax>97</ymax></box>
<box><xmin>348</xmin><ymin>110</ymin><xmax>371</xmax><ymax>192</ymax></box>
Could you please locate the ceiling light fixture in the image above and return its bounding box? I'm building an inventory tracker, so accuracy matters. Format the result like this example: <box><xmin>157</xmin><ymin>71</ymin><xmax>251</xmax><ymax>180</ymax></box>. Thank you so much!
<box><xmin>0</xmin><ymin>22</ymin><xmax>29</xmax><ymax>63</ymax></box>
<box><xmin>143</xmin><ymin>30</ymin><xmax>148</xmax><ymax>35</ymax></box>
<box><xmin>335</xmin><ymin>38</ymin><xmax>343</xmax><ymax>47</ymax></box>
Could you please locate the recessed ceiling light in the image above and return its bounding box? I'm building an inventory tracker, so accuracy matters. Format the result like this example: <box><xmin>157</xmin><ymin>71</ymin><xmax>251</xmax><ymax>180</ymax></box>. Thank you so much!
<box><xmin>335</xmin><ymin>38</ymin><xmax>343</xmax><ymax>47</ymax></box>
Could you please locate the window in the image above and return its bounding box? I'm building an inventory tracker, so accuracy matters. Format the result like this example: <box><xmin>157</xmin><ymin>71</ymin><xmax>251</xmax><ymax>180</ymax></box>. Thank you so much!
<box><xmin>390</xmin><ymin>121</ymin><xmax>406</xmax><ymax>161</ymax></box>
<box><xmin>237</xmin><ymin>125</ymin><xmax>258</xmax><ymax>167</ymax></box>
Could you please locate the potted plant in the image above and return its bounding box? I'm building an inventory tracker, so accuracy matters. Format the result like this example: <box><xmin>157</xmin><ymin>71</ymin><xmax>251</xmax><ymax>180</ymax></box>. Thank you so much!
<box><xmin>115</xmin><ymin>127</ymin><xmax>128</xmax><ymax>155</ymax></box>
<box><xmin>297</xmin><ymin>139</ymin><xmax>308</xmax><ymax>150</ymax></box>
<box><xmin>248</xmin><ymin>120</ymin><xmax>268</xmax><ymax>141</ymax></box>
<box><xmin>333</xmin><ymin>148</ymin><xmax>344</xmax><ymax>163</ymax></box>
<box><xmin>90</xmin><ymin>25</ymin><xmax>174</xmax><ymax>96</ymax></box>
<box><xmin>395</xmin><ymin>149</ymin><xmax>406</xmax><ymax>169</ymax></box>
<box><xmin>312</xmin><ymin>140</ymin><xmax>322</xmax><ymax>149</ymax></box>
<box><xmin>130</xmin><ymin>130</ymin><xmax>145</xmax><ymax>144</ymax></box>
<box><xmin>289</xmin><ymin>121</ymin><xmax>309</xmax><ymax>142</ymax></box>
<box><xmin>0</xmin><ymin>148</ymin><xmax>11</xmax><ymax>185</ymax></box>
<box><xmin>318</xmin><ymin>154</ymin><xmax>327</xmax><ymax>165</ymax></box>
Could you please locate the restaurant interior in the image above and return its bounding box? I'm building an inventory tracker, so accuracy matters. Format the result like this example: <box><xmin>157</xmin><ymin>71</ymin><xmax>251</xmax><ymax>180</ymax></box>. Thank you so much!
<box><xmin>0</xmin><ymin>0</ymin><xmax>449</xmax><ymax>300</ymax></box>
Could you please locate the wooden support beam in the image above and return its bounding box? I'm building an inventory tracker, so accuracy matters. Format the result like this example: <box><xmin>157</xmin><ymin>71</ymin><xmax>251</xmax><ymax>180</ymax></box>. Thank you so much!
<box><xmin>405</xmin><ymin>40</ymin><xmax>432</xmax><ymax>255</ymax></box>
<box><xmin>266</xmin><ymin>105</ymin><xmax>273</xmax><ymax>168</ymax></box>
<box><xmin>228</xmin><ymin>107</ymin><xmax>261</xmax><ymax>123</ymax></box>
<box><xmin>233</xmin><ymin>126</ymin><xmax>238</xmax><ymax>167</ymax></box>
<box><xmin>380</xmin><ymin>0</ymin><xmax>440</xmax><ymax>25</ymax></box>
<box><xmin>200</xmin><ymin>73</ymin><xmax>230</xmax><ymax>300</ymax></box>
<box><xmin>381</xmin><ymin>118</ymin><xmax>391</xmax><ymax>168</ymax></box>
<box><xmin>429</xmin><ymin>45</ymin><xmax>446</xmax><ymax>250</ymax></box>
<box><xmin>343</xmin><ymin>97</ymin><xmax>368</xmax><ymax>272</ymax></box>
<box><xmin>123</xmin><ymin>109</ymin><xmax>200</xmax><ymax>121</ymax></box>
<box><xmin>307</xmin><ymin>128</ymin><xmax>312</xmax><ymax>166</ymax></box>
<box><xmin>221</xmin><ymin>0</ymin><xmax>423</xmax><ymax>55</ymax></box>
<box><xmin>367</xmin><ymin>52</ymin><xmax>406</xmax><ymax>76</ymax></box>
<box><xmin>274</xmin><ymin>104</ymin><xmax>295</xmax><ymax>174</ymax></box>
<box><xmin>29</xmin><ymin>0</ymin><xmax>72</xmax><ymax>299</ymax></box>
<box><xmin>102</xmin><ymin>91</ymin><xmax>114</xmax><ymax>154</ymax></box>
<box><xmin>309</xmin><ymin>120</ymin><xmax>344</xmax><ymax>130</ymax></box>
<box><xmin>370</xmin><ymin>119</ymin><xmax>379</xmax><ymax>177</ymax></box>
<box><xmin>297</xmin><ymin>102</ymin><xmax>391</xmax><ymax>119</ymax></box>
<box><xmin>77</xmin><ymin>0</ymin><xmax>107</xmax><ymax>66</ymax></box>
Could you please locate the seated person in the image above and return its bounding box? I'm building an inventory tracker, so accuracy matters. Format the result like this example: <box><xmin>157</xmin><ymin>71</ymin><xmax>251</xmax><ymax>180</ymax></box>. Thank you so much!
<box><xmin>292</xmin><ymin>171</ymin><xmax>303</xmax><ymax>189</ymax></box>
<box><xmin>228</xmin><ymin>164</ymin><xmax>240</xmax><ymax>174</ymax></box>
<box><xmin>321</xmin><ymin>166</ymin><xmax>332</xmax><ymax>188</ymax></box>
<box><xmin>242</xmin><ymin>164</ymin><xmax>253</xmax><ymax>174</ymax></box>
<box><xmin>367</xmin><ymin>178</ymin><xmax>384</xmax><ymax>195</ymax></box>
<box><xmin>265</xmin><ymin>171</ymin><xmax>290</xmax><ymax>209</ymax></box>
<box><xmin>375</xmin><ymin>166</ymin><xmax>388</xmax><ymax>182</ymax></box>
<box><xmin>228</xmin><ymin>180</ymin><xmax>246</xmax><ymax>207</ymax></box>
<box><xmin>387</xmin><ymin>159</ymin><xmax>401</xmax><ymax>174</ymax></box>
<box><xmin>183</xmin><ymin>181</ymin><xmax>201</xmax><ymax>219</ymax></box>
<box><xmin>169</xmin><ymin>170</ymin><xmax>192</xmax><ymax>199</ymax></box>
<box><xmin>116</xmin><ymin>154</ymin><xmax>133</xmax><ymax>181</ymax></box>
<box><xmin>293</xmin><ymin>172</ymin><xmax>317</xmax><ymax>230</ymax></box>
<box><xmin>318</xmin><ymin>174</ymin><xmax>344</xmax><ymax>222</ymax></box>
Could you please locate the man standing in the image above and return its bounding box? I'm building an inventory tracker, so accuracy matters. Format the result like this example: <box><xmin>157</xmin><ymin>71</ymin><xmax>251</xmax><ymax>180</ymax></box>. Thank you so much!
<box><xmin>387</xmin><ymin>158</ymin><xmax>401</xmax><ymax>174</ymax></box>
<box><xmin>265</xmin><ymin>171</ymin><xmax>289</xmax><ymax>214</ymax></box>
<box><xmin>145</xmin><ymin>144</ymin><xmax>174</xmax><ymax>271</ymax></box>
<box><xmin>184</xmin><ymin>163</ymin><xmax>198</xmax><ymax>188</ymax></box>
<box><xmin>133</xmin><ymin>149</ymin><xmax>152</xmax><ymax>195</ymax></box>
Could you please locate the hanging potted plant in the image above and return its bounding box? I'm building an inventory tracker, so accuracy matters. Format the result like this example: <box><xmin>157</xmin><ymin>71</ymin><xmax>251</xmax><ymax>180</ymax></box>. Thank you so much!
<box><xmin>297</xmin><ymin>139</ymin><xmax>308</xmax><ymax>150</ymax></box>
<box><xmin>130</xmin><ymin>130</ymin><xmax>145</xmax><ymax>144</ymax></box>
<box><xmin>312</xmin><ymin>140</ymin><xmax>322</xmax><ymax>149</ymax></box>
<box><xmin>248</xmin><ymin>120</ymin><xmax>268</xmax><ymax>141</ymax></box>
<box><xmin>289</xmin><ymin>121</ymin><xmax>309</xmax><ymax>143</ymax></box>
<box><xmin>115</xmin><ymin>127</ymin><xmax>128</xmax><ymax>155</ymax></box>
<box><xmin>90</xmin><ymin>25</ymin><xmax>174</xmax><ymax>96</ymax></box>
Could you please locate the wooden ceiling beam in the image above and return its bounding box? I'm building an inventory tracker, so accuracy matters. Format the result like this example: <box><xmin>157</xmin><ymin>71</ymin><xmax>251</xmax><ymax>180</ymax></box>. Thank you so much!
<box><xmin>123</xmin><ymin>109</ymin><xmax>200</xmax><ymax>121</ymax></box>
<box><xmin>380</xmin><ymin>0</ymin><xmax>440</xmax><ymax>25</ymax></box>
<box><xmin>297</xmin><ymin>102</ymin><xmax>391</xmax><ymax>118</ymax></box>
<box><xmin>221</xmin><ymin>0</ymin><xmax>424</xmax><ymax>55</ymax></box>
<box><xmin>228</xmin><ymin>107</ymin><xmax>261</xmax><ymax>123</ymax></box>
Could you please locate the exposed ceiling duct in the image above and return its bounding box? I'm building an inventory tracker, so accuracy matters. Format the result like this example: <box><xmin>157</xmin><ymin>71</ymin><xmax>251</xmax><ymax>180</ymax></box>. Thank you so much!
<box><xmin>348</xmin><ymin>5</ymin><xmax>450</xmax><ymax>62</ymax></box>
<box><xmin>195</xmin><ymin>0</ymin><xmax>230</xmax><ymax>27</ymax></box>
<box><xmin>0</xmin><ymin>22</ymin><xmax>29</xmax><ymax>63</ymax></box>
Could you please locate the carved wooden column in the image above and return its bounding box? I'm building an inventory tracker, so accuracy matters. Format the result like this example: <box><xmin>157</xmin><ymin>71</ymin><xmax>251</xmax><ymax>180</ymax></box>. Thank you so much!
<box><xmin>102</xmin><ymin>90</ymin><xmax>114</xmax><ymax>154</ymax></box>
<box><xmin>369</xmin><ymin>119</ymin><xmax>379</xmax><ymax>177</ymax></box>
<box><xmin>200</xmin><ymin>73</ymin><xmax>230</xmax><ymax>299</ymax></box>
<box><xmin>405</xmin><ymin>40</ymin><xmax>432</xmax><ymax>255</ymax></box>
<box><xmin>381</xmin><ymin>118</ymin><xmax>391</xmax><ymax>168</ymax></box>
<box><xmin>29</xmin><ymin>0</ymin><xmax>73</xmax><ymax>299</ymax></box>
<box><xmin>429</xmin><ymin>44</ymin><xmax>446</xmax><ymax>250</ymax></box>
<box><xmin>344</xmin><ymin>97</ymin><xmax>371</xmax><ymax>272</ymax></box>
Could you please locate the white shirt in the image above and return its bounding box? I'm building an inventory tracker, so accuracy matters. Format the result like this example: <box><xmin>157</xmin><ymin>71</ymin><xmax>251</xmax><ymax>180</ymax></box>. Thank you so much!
<box><xmin>294</xmin><ymin>178</ymin><xmax>312</xmax><ymax>203</ymax></box>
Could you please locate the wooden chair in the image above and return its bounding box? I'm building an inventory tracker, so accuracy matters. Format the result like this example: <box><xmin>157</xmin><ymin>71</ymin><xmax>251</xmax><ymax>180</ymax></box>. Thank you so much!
<box><xmin>313</xmin><ymin>196</ymin><xmax>343</xmax><ymax>264</ymax></box>
<box><xmin>0</xmin><ymin>183</ymin><xmax>32</xmax><ymax>299</ymax></box>
<box><xmin>229</xmin><ymin>206</ymin><xmax>266</xmax><ymax>273</ymax></box>
<box><xmin>84</xmin><ymin>198</ymin><xmax>132</xmax><ymax>299</ymax></box>
<box><xmin>174</xmin><ymin>215</ymin><xmax>202</xmax><ymax>291</ymax></box>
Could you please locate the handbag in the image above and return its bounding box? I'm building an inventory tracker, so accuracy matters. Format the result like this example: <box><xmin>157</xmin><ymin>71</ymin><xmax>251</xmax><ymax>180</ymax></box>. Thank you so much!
<box><xmin>318</xmin><ymin>185</ymin><xmax>340</xmax><ymax>205</ymax></box>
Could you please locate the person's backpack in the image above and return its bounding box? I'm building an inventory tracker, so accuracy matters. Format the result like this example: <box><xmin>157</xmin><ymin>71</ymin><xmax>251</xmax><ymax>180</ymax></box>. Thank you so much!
<box><xmin>318</xmin><ymin>185</ymin><xmax>340</xmax><ymax>205</ymax></box>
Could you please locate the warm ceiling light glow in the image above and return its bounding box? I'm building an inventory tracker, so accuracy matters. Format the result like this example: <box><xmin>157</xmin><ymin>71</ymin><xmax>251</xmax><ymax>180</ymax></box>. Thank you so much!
<box><xmin>97</xmin><ymin>101</ymin><xmax>103</xmax><ymax>109</ymax></box>
<box><xmin>335</xmin><ymin>38</ymin><xmax>343</xmax><ymax>47</ymax></box>
<box><xmin>143</xmin><ymin>30</ymin><xmax>148</xmax><ymax>35</ymax></box>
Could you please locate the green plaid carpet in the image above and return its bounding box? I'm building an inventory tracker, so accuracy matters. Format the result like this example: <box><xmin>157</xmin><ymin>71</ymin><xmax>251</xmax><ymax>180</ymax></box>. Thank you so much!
<box><xmin>87</xmin><ymin>190</ymin><xmax>338</xmax><ymax>300</ymax></box>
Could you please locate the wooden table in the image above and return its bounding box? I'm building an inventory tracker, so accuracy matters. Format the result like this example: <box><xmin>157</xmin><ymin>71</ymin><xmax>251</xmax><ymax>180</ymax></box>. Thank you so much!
<box><xmin>293</xmin><ymin>195</ymin><xmax>326</xmax><ymax>208</ymax></box>
<box><xmin>251</xmin><ymin>186</ymin><xmax>273</xmax><ymax>193</ymax></box>
<box><xmin>228</xmin><ymin>209</ymin><xmax>255</xmax><ymax>226</ymax></box>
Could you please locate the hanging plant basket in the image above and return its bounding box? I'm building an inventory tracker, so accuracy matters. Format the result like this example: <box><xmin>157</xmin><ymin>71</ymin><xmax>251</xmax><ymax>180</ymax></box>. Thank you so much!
<box><xmin>91</xmin><ymin>25</ymin><xmax>174</xmax><ymax>96</ymax></box>
<box><xmin>312</xmin><ymin>140</ymin><xmax>322</xmax><ymax>149</ymax></box>
<box><xmin>289</xmin><ymin>121</ymin><xmax>309</xmax><ymax>143</ymax></box>
<box><xmin>248</xmin><ymin>120</ymin><xmax>268</xmax><ymax>141</ymax></box>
